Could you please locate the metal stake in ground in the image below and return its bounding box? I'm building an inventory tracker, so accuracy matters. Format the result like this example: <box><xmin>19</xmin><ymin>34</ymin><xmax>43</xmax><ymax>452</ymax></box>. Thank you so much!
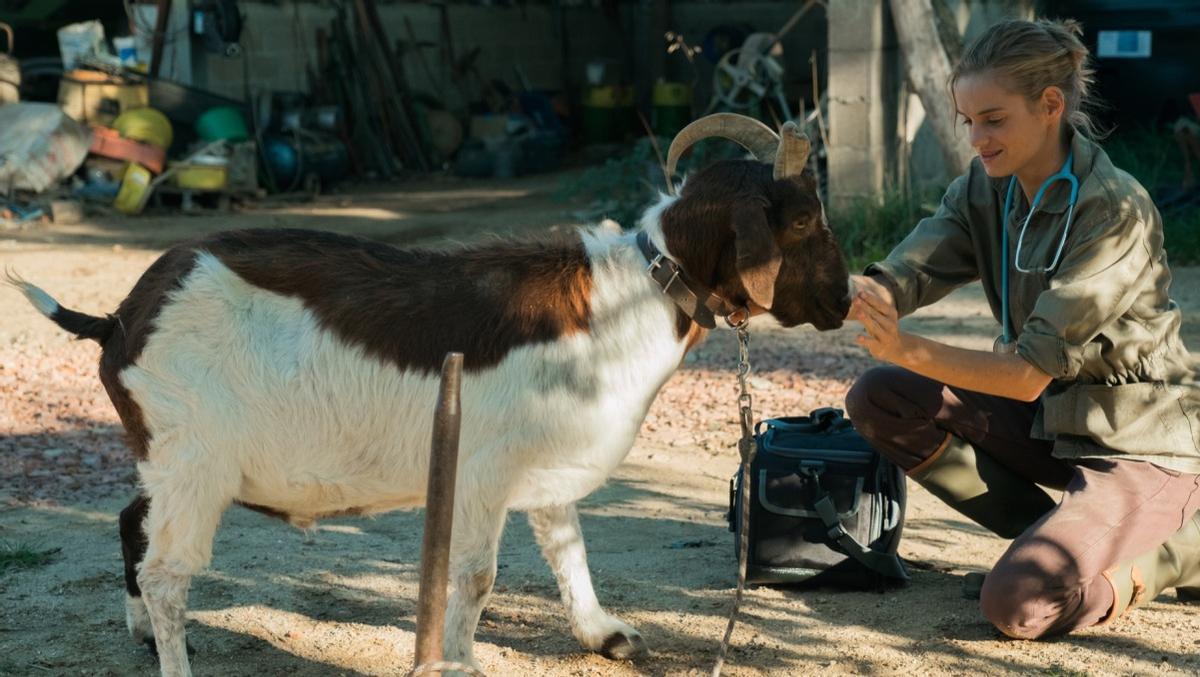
<box><xmin>412</xmin><ymin>352</ymin><xmax>476</xmax><ymax>676</ymax></box>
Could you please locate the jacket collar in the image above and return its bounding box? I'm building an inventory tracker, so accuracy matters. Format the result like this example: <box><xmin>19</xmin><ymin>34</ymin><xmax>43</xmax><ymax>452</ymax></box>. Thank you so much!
<box><xmin>989</xmin><ymin>127</ymin><xmax>1099</xmax><ymax>217</ymax></box>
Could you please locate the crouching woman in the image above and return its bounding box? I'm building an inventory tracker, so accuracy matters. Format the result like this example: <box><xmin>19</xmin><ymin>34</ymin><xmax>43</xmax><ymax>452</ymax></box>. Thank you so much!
<box><xmin>844</xmin><ymin>18</ymin><xmax>1200</xmax><ymax>639</ymax></box>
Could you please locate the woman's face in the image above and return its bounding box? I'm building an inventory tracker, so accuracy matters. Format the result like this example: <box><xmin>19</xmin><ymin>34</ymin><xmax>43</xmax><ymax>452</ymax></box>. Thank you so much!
<box><xmin>953</xmin><ymin>72</ymin><xmax>1063</xmax><ymax>178</ymax></box>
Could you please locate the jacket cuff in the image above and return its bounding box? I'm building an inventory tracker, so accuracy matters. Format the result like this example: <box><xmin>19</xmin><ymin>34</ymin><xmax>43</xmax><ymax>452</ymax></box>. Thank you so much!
<box><xmin>1016</xmin><ymin>328</ymin><xmax>1084</xmax><ymax>381</ymax></box>
<box><xmin>863</xmin><ymin>261</ymin><xmax>915</xmax><ymax>317</ymax></box>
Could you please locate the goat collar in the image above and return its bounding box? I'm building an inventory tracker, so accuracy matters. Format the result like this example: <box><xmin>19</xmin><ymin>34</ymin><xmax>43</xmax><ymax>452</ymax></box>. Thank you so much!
<box><xmin>635</xmin><ymin>230</ymin><xmax>749</xmax><ymax>330</ymax></box>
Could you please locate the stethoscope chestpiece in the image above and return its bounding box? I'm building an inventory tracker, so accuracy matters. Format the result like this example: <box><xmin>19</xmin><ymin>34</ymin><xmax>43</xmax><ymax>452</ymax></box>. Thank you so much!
<box><xmin>993</xmin><ymin>335</ymin><xmax>1018</xmax><ymax>354</ymax></box>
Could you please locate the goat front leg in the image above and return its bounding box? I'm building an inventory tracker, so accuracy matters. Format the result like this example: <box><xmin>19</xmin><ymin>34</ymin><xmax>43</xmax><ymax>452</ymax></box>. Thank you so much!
<box><xmin>441</xmin><ymin>495</ymin><xmax>508</xmax><ymax>671</ymax></box>
<box><xmin>528</xmin><ymin>503</ymin><xmax>646</xmax><ymax>659</ymax></box>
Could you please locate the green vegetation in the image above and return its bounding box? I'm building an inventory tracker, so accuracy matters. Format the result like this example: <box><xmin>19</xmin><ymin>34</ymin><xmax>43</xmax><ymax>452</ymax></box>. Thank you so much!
<box><xmin>1040</xmin><ymin>665</ymin><xmax>1089</xmax><ymax>677</ymax></box>
<box><xmin>1105</xmin><ymin>126</ymin><xmax>1200</xmax><ymax>265</ymax></box>
<box><xmin>0</xmin><ymin>540</ymin><xmax>60</xmax><ymax>575</ymax></box>
<box><xmin>832</xmin><ymin>188</ymin><xmax>939</xmax><ymax>273</ymax></box>
<box><xmin>556</xmin><ymin>136</ymin><xmax>747</xmax><ymax>228</ymax></box>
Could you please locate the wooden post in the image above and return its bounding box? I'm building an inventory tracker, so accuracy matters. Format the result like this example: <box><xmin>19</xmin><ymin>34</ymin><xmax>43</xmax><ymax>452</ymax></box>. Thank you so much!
<box><xmin>414</xmin><ymin>352</ymin><xmax>464</xmax><ymax>674</ymax></box>
<box><xmin>148</xmin><ymin>0</ymin><xmax>173</xmax><ymax>78</ymax></box>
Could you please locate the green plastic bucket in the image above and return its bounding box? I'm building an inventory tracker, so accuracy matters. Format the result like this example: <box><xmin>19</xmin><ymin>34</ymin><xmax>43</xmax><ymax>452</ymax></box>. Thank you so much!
<box><xmin>195</xmin><ymin>105</ymin><xmax>249</xmax><ymax>142</ymax></box>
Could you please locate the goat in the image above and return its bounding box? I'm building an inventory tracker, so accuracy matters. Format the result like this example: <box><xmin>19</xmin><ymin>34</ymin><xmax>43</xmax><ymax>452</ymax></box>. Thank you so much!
<box><xmin>7</xmin><ymin>113</ymin><xmax>850</xmax><ymax>676</ymax></box>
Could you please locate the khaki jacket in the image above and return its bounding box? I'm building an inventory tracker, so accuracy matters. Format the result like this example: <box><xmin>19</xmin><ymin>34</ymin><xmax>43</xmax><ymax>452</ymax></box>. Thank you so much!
<box><xmin>866</xmin><ymin>131</ymin><xmax>1200</xmax><ymax>473</ymax></box>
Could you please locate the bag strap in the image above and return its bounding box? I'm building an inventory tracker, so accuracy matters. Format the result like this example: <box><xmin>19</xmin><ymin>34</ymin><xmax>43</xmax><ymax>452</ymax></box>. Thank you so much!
<box><xmin>806</xmin><ymin>469</ymin><xmax>910</xmax><ymax>581</ymax></box>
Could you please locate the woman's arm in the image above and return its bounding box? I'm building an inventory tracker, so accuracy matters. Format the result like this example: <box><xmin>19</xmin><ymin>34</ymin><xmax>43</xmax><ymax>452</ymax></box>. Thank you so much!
<box><xmin>849</xmin><ymin>275</ymin><xmax>1053</xmax><ymax>402</ymax></box>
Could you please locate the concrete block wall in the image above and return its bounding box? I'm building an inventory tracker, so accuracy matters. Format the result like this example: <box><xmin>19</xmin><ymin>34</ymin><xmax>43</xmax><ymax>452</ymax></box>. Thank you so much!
<box><xmin>826</xmin><ymin>0</ymin><xmax>900</xmax><ymax>207</ymax></box>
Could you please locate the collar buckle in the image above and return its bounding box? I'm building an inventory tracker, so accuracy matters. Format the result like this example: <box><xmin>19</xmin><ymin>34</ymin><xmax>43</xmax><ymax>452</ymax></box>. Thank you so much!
<box><xmin>724</xmin><ymin>307</ymin><xmax>750</xmax><ymax>329</ymax></box>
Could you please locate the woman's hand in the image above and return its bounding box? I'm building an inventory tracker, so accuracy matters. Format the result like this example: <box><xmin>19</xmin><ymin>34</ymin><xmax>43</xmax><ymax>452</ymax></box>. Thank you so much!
<box><xmin>848</xmin><ymin>276</ymin><xmax>907</xmax><ymax>362</ymax></box>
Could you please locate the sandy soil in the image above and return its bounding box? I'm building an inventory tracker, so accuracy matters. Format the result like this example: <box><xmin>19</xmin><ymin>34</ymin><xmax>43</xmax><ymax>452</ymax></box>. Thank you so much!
<box><xmin>2</xmin><ymin>173</ymin><xmax>1199</xmax><ymax>676</ymax></box>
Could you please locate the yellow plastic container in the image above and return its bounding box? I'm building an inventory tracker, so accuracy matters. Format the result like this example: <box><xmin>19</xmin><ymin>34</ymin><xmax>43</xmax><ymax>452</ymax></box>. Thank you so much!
<box><xmin>652</xmin><ymin>81</ymin><xmax>692</xmax><ymax>138</ymax></box>
<box><xmin>171</xmin><ymin>162</ymin><xmax>228</xmax><ymax>191</ymax></box>
<box><xmin>113</xmin><ymin>163</ymin><xmax>153</xmax><ymax>215</ymax></box>
<box><xmin>113</xmin><ymin>107</ymin><xmax>174</xmax><ymax>149</ymax></box>
<box><xmin>653</xmin><ymin>81</ymin><xmax>691</xmax><ymax>107</ymax></box>
<box><xmin>582</xmin><ymin>85</ymin><xmax>635</xmax><ymax>144</ymax></box>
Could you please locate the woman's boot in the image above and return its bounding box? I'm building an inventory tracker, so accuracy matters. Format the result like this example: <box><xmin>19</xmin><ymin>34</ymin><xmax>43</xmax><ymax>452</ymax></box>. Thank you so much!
<box><xmin>908</xmin><ymin>436</ymin><xmax>1057</xmax><ymax>539</ymax></box>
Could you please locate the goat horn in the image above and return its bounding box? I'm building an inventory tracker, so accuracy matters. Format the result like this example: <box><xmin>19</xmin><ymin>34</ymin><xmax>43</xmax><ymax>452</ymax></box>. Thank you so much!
<box><xmin>665</xmin><ymin>113</ymin><xmax>779</xmax><ymax>195</ymax></box>
<box><xmin>773</xmin><ymin>121</ymin><xmax>811</xmax><ymax>181</ymax></box>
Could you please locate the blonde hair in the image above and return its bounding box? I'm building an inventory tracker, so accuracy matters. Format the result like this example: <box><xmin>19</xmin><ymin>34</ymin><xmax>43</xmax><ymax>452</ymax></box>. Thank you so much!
<box><xmin>951</xmin><ymin>18</ymin><xmax>1103</xmax><ymax>139</ymax></box>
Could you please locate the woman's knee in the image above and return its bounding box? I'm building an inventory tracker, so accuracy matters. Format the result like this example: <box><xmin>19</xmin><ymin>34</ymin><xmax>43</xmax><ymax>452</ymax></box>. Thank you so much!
<box><xmin>845</xmin><ymin>366</ymin><xmax>905</xmax><ymax>429</ymax></box>
<box><xmin>845</xmin><ymin>365</ymin><xmax>939</xmax><ymax>443</ymax></box>
<box><xmin>980</xmin><ymin>559</ymin><xmax>1082</xmax><ymax>640</ymax></box>
<box><xmin>980</xmin><ymin>570</ymin><xmax>1044</xmax><ymax>639</ymax></box>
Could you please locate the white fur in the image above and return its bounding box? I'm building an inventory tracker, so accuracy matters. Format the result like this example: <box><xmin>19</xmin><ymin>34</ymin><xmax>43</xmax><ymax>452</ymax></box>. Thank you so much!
<box><xmin>4</xmin><ymin>269</ymin><xmax>59</xmax><ymax>318</ymax></box>
<box><xmin>121</xmin><ymin>211</ymin><xmax>698</xmax><ymax>673</ymax></box>
<box><xmin>125</xmin><ymin>593</ymin><xmax>153</xmax><ymax>644</ymax></box>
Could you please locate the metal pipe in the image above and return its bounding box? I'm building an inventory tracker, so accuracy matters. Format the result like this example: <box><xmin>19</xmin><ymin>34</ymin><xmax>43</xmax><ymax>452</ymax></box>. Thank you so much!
<box><xmin>414</xmin><ymin>352</ymin><xmax>464</xmax><ymax>674</ymax></box>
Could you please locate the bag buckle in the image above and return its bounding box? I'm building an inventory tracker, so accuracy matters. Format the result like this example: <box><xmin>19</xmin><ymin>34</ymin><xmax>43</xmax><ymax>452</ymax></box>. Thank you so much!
<box><xmin>799</xmin><ymin>460</ymin><xmax>826</xmax><ymax>477</ymax></box>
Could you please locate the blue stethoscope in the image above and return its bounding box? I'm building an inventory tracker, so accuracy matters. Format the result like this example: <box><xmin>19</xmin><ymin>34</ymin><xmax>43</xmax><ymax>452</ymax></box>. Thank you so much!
<box><xmin>993</xmin><ymin>151</ymin><xmax>1080</xmax><ymax>354</ymax></box>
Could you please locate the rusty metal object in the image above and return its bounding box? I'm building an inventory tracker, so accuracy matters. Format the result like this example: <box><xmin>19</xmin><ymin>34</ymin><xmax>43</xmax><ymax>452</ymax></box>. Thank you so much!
<box><xmin>414</xmin><ymin>352</ymin><xmax>464</xmax><ymax>674</ymax></box>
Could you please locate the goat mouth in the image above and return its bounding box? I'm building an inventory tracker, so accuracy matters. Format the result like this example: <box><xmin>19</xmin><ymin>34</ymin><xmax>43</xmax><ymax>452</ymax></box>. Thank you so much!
<box><xmin>813</xmin><ymin>316</ymin><xmax>845</xmax><ymax>331</ymax></box>
<box><xmin>813</xmin><ymin>297</ymin><xmax>849</xmax><ymax>330</ymax></box>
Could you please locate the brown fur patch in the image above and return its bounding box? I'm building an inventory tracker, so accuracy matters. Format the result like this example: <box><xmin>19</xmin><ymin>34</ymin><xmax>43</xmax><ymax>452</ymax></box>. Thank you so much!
<box><xmin>100</xmin><ymin>247</ymin><xmax>200</xmax><ymax>459</ymax></box>
<box><xmin>198</xmin><ymin>228</ymin><xmax>592</xmax><ymax>374</ymax></box>
<box><xmin>234</xmin><ymin>501</ymin><xmax>402</xmax><ymax>529</ymax></box>
<box><xmin>100</xmin><ymin>229</ymin><xmax>594</xmax><ymax>457</ymax></box>
<box><xmin>118</xmin><ymin>494</ymin><xmax>150</xmax><ymax>596</ymax></box>
<box><xmin>682</xmin><ymin>324</ymin><xmax>708</xmax><ymax>354</ymax></box>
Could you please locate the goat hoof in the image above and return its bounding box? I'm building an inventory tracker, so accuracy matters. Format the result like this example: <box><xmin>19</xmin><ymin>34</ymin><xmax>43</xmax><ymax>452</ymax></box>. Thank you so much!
<box><xmin>600</xmin><ymin>630</ymin><xmax>647</xmax><ymax>660</ymax></box>
<box><xmin>144</xmin><ymin>639</ymin><xmax>196</xmax><ymax>657</ymax></box>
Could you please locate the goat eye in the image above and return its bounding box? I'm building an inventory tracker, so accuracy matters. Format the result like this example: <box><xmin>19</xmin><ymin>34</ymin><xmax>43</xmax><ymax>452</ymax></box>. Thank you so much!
<box><xmin>791</xmin><ymin>220</ymin><xmax>807</xmax><ymax>231</ymax></box>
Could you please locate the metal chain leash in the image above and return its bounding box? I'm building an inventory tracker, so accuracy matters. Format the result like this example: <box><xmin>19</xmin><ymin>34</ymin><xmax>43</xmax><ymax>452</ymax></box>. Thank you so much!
<box><xmin>711</xmin><ymin>320</ymin><xmax>756</xmax><ymax>677</ymax></box>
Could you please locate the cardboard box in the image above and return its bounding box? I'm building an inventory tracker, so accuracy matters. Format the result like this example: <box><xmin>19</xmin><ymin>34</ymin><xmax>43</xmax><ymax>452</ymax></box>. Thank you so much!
<box><xmin>58</xmin><ymin>69</ymin><xmax>149</xmax><ymax>126</ymax></box>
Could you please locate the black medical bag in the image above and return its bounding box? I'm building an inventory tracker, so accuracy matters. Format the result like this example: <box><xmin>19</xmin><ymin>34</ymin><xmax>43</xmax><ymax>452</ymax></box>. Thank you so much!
<box><xmin>728</xmin><ymin>407</ymin><xmax>909</xmax><ymax>588</ymax></box>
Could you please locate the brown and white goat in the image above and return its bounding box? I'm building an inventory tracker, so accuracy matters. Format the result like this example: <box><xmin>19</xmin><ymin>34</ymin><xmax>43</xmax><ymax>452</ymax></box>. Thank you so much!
<box><xmin>8</xmin><ymin>114</ymin><xmax>850</xmax><ymax>676</ymax></box>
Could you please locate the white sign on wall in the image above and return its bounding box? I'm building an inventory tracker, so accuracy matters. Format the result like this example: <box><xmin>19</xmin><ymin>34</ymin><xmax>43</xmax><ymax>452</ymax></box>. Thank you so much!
<box><xmin>1097</xmin><ymin>30</ymin><xmax>1152</xmax><ymax>59</ymax></box>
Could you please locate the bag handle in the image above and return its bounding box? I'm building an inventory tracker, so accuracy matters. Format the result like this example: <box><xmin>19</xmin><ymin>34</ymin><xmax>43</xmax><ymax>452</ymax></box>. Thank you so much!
<box><xmin>755</xmin><ymin>407</ymin><xmax>847</xmax><ymax>437</ymax></box>
<box><xmin>804</xmin><ymin>466</ymin><xmax>909</xmax><ymax>581</ymax></box>
<box><xmin>1</xmin><ymin>23</ymin><xmax>12</xmax><ymax>55</ymax></box>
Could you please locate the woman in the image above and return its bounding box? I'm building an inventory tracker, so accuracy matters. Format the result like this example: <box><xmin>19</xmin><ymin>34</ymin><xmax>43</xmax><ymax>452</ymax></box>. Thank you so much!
<box><xmin>845</xmin><ymin>18</ymin><xmax>1200</xmax><ymax>639</ymax></box>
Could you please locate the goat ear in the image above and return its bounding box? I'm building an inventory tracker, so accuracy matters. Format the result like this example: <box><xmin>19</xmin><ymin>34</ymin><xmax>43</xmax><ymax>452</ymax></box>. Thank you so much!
<box><xmin>730</xmin><ymin>198</ymin><xmax>782</xmax><ymax>309</ymax></box>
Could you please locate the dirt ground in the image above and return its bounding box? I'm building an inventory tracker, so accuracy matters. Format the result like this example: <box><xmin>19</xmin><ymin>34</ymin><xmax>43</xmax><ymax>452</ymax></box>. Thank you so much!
<box><xmin>2</xmin><ymin>172</ymin><xmax>1199</xmax><ymax>676</ymax></box>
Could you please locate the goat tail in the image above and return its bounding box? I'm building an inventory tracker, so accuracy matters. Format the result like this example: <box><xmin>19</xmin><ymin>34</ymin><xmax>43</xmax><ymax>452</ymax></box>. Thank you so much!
<box><xmin>4</xmin><ymin>268</ymin><xmax>118</xmax><ymax>344</ymax></box>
